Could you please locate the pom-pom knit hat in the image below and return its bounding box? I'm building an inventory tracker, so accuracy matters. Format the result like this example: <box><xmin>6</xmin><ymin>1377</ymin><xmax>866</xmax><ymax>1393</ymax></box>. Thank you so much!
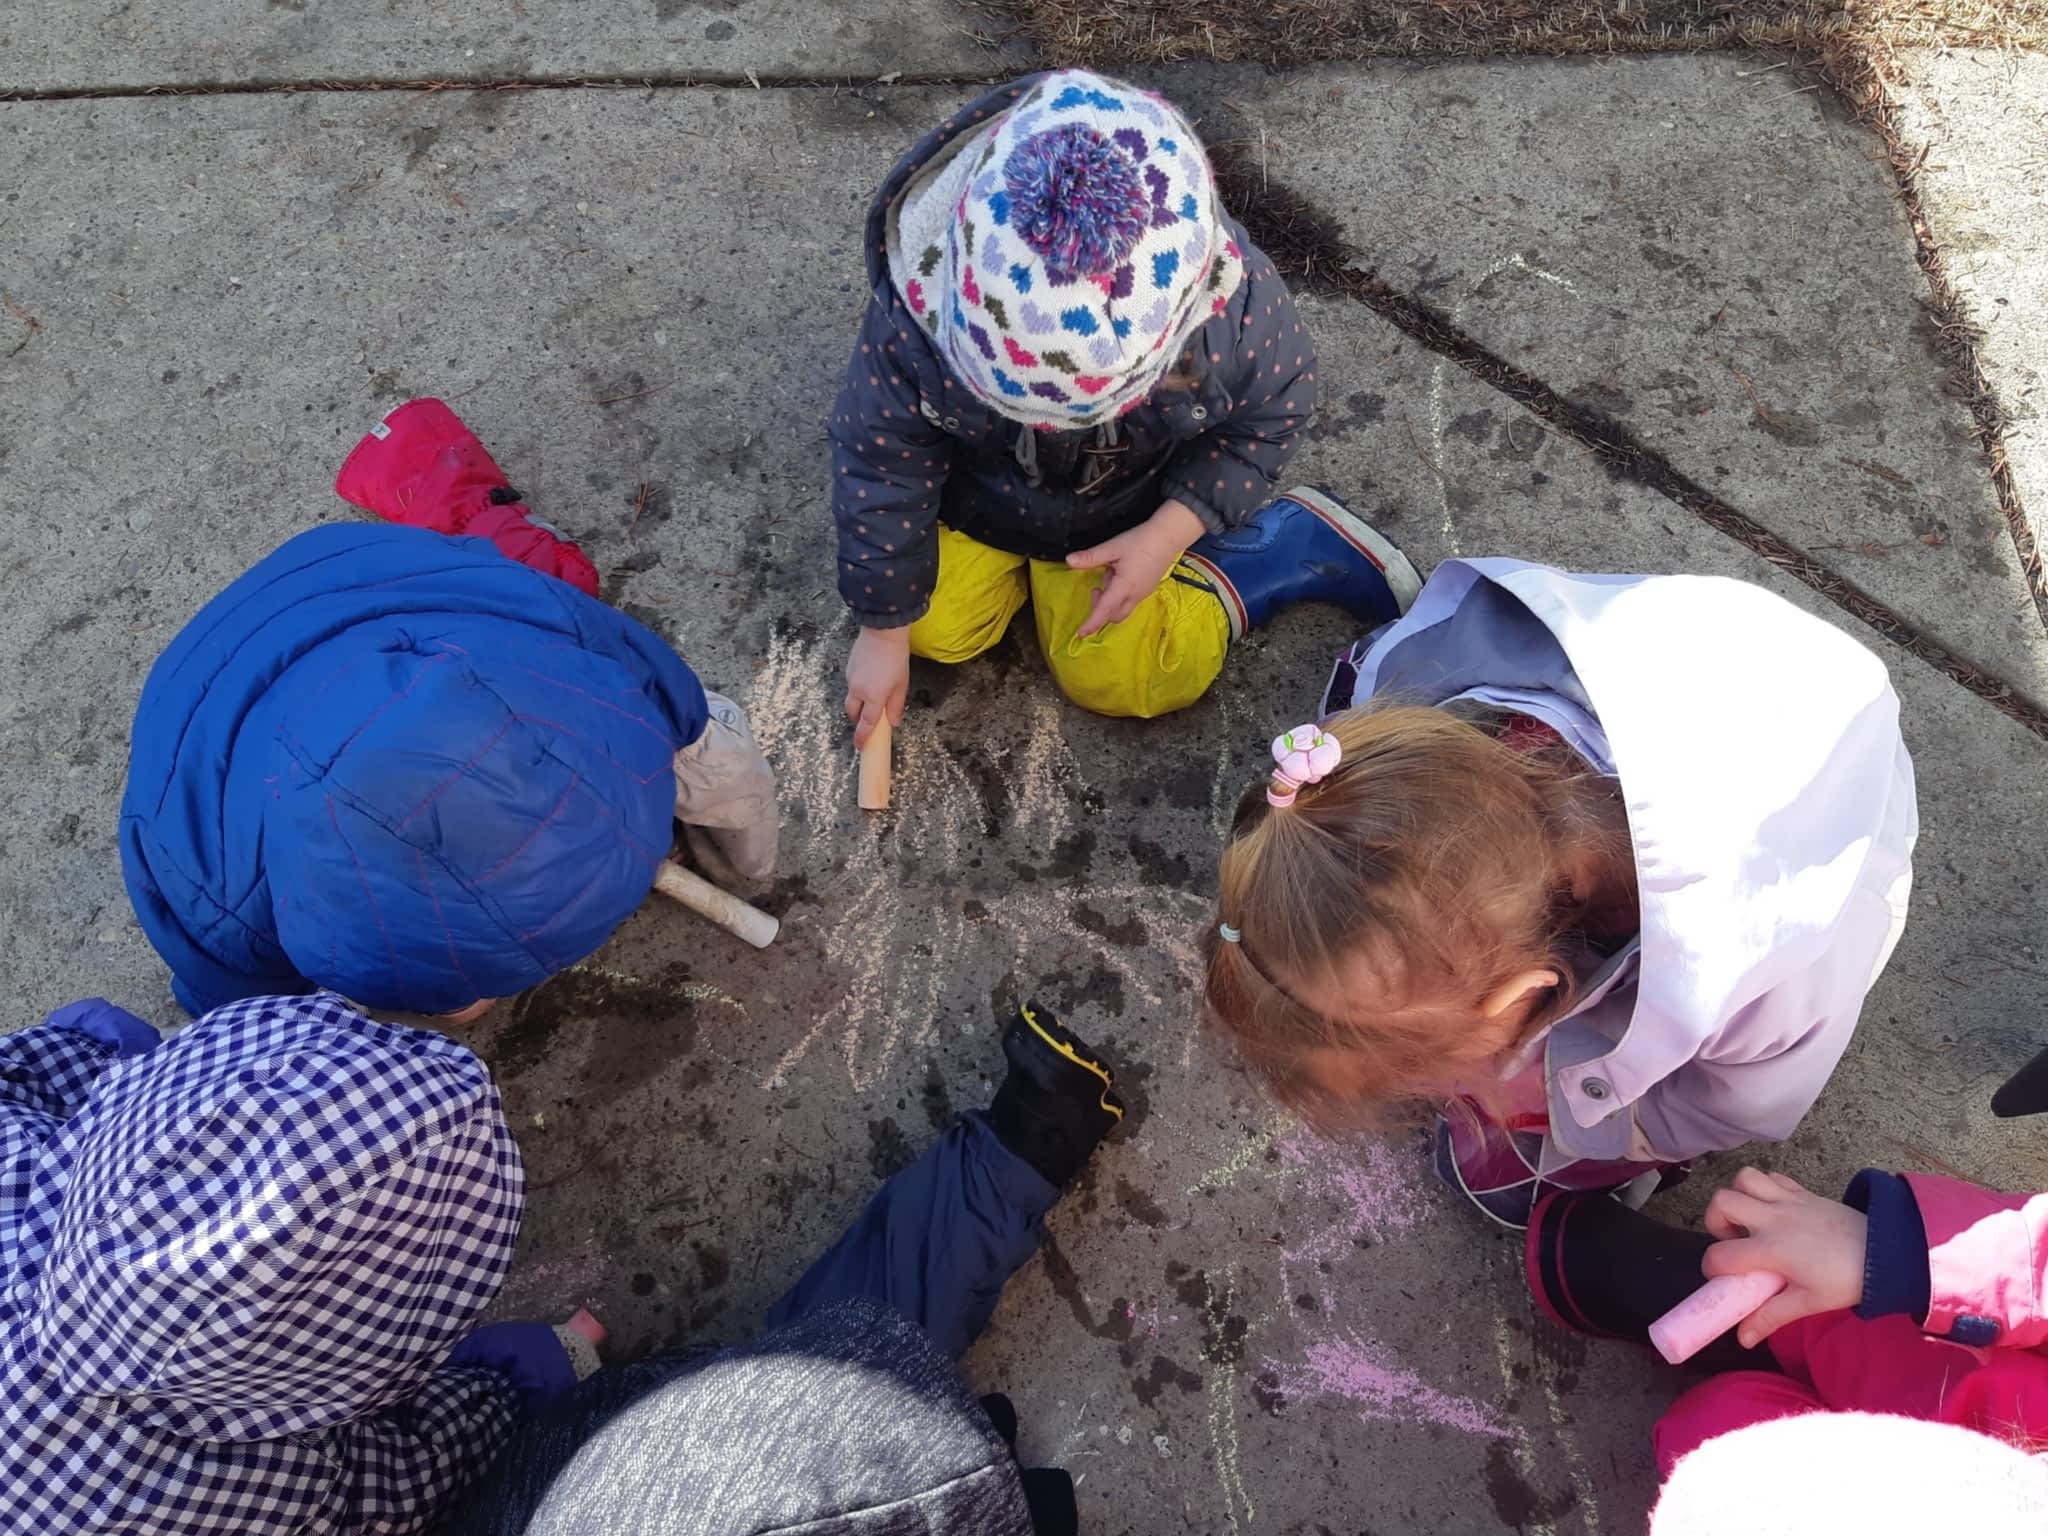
<box><xmin>909</xmin><ymin>71</ymin><xmax>1245</xmax><ymax>430</ymax></box>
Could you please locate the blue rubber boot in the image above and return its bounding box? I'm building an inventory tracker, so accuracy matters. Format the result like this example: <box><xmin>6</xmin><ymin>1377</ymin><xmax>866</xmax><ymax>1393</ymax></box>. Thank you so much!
<box><xmin>1181</xmin><ymin>486</ymin><xmax>1421</xmax><ymax>640</ymax></box>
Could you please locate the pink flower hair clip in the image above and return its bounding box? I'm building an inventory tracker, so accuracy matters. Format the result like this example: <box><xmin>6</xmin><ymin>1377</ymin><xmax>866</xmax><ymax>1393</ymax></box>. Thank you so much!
<box><xmin>1268</xmin><ymin>725</ymin><xmax>1341</xmax><ymax>809</ymax></box>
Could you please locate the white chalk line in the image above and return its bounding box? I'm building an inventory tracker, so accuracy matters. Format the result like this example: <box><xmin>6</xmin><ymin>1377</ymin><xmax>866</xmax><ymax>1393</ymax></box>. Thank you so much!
<box><xmin>1493</xmin><ymin>1312</ymin><xmax>1559</xmax><ymax>1536</ymax></box>
<box><xmin>1430</xmin><ymin>250</ymin><xmax>1580</xmax><ymax>558</ymax></box>
<box><xmin>1477</xmin><ymin>251</ymin><xmax>1582</xmax><ymax>294</ymax></box>
<box><xmin>1428</xmin><ymin>351</ymin><xmax>1460</xmax><ymax>557</ymax></box>
<box><xmin>746</xmin><ymin>629</ymin><xmax>1201</xmax><ymax>1093</ymax></box>
<box><xmin>1206</xmin><ymin>1266</ymin><xmax>1255</xmax><ymax>1536</ymax></box>
<box><xmin>1186</xmin><ymin>1118</ymin><xmax>1291</xmax><ymax>1198</ymax></box>
<box><xmin>558</xmin><ymin>961</ymin><xmax>746</xmax><ymax>1015</ymax></box>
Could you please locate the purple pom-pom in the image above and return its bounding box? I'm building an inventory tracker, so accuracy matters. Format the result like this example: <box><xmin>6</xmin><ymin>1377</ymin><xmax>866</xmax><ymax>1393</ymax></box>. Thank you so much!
<box><xmin>1002</xmin><ymin>125</ymin><xmax>1150</xmax><ymax>279</ymax></box>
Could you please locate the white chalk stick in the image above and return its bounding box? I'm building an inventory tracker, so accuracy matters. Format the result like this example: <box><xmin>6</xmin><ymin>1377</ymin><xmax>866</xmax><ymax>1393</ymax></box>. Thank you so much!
<box><xmin>653</xmin><ymin>859</ymin><xmax>779</xmax><ymax>949</ymax></box>
<box><xmin>1649</xmin><ymin>1270</ymin><xmax>1787</xmax><ymax>1364</ymax></box>
<box><xmin>858</xmin><ymin>715</ymin><xmax>892</xmax><ymax>811</ymax></box>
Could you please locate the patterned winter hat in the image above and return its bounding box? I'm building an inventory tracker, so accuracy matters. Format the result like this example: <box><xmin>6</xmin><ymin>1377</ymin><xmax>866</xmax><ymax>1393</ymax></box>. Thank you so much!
<box><xmin>912</xmin><ymin>71</ymin><xmax>1245</xmax><ymax>429</ymax></box>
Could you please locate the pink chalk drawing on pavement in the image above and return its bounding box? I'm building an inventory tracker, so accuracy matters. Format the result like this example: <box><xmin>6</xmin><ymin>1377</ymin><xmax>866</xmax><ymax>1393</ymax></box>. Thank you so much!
<box><xmin>1272</xmin><ymin>1326</ymin><xmax>1518</xmax><ymax>1441</ymax></box>
<box><xmin>1277</xmin><ymin>1127</ymin><xmax>1432</xmax><ymax>1266</ymax></box>
<box><xmin>1260</xmin><ymin>1129</ymin><xmax>1515</xmax><ymax>1442</ymax></box>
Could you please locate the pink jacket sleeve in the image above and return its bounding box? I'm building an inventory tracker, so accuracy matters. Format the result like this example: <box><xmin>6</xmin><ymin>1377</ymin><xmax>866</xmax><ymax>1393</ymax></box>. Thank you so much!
<box><xmin>1900</xmin><ymin>1172</ymin><xmax>2048</xmax><ymax>1348</ymax></box>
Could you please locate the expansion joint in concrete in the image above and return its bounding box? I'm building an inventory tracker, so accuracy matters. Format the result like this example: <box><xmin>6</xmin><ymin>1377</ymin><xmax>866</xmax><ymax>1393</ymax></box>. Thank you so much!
<box><xmin>1207</xmin><ymin>140</ymin><xmax>2048</xmax><ymax>742</ymax></box>
<box><xmin>0</xmin><ymin>70</ymin><xmax>1007</xmax><ymax>104</ymax></box>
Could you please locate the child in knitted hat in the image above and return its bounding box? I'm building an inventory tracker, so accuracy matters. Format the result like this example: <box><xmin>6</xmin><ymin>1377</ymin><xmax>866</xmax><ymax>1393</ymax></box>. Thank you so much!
<box><xmin>834</xmin><ymin>71</ymin><xmax>1419</xmax><ymax>738</ymax></box>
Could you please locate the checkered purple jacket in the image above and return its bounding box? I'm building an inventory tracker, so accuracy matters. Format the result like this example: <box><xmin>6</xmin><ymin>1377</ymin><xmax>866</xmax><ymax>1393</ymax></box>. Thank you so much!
<box><xmin>0</xmin><ymin>992</ymin><xmax>526</xmax><ymax>1533</ymax></box>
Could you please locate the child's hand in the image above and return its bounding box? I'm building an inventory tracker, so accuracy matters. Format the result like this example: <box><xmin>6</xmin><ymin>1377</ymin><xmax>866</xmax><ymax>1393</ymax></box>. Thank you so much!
<box><xmin>1701</xmin><ymin>1166</ymin><xmax>1868</xmax><ymax>1347</ymax></box>
<box><xmin>1066</xmin><ymin>499</ymin><xmax>1206</xmax><ymax>639</ymax></box>
<box><xmin>845</xmin><ymin>625</ymin><xmax>911</xmax><ymax>749</ymax></box>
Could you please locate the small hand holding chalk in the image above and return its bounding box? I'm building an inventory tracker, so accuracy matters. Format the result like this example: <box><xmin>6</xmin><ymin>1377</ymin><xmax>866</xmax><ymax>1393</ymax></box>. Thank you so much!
<box><xmin>1700</xmin><ymin>1166</ymin><xmax>1868</xmax><ymax>1348</ymax></box>
<box><xmin>552</xmin><ymin>1308</ymin><xmax>607</xmax><ymax>1384</ymax></box>
<box><xmin>845</xmin><ymin>626</ymin><xmax>909</xmax><ymax>750</ymax></box>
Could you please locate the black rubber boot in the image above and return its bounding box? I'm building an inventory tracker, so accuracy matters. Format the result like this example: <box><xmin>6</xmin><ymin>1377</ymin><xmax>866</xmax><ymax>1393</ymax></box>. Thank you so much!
<box><xmin>987</xmin><ymin>1002</ymin><xmax>1124</xmax><ymax>1188</ymax></box>
<box><xmin>1526</xmin><ymin>1190</ymin><xmax>1768</xmax><ymax>1373</ymax></box>
<box><xmin>1994</xmin><ymin>1042</ymin><xmax>2048</xmax><ymax>1117</ymax></box>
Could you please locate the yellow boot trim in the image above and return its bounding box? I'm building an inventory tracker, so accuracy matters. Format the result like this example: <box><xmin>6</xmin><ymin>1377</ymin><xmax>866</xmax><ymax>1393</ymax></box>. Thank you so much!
<box><xmin>1019</xmin><ymin>1002</ymin><xmax>1123</xmax><ymax>1120</ymax></box>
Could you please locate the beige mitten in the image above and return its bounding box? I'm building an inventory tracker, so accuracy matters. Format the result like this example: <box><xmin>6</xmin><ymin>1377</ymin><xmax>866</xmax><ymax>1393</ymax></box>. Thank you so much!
<box><xmin>672</xmin><ymin>688</ymin><xmax>779</xmax><ymax>886</ymax></box>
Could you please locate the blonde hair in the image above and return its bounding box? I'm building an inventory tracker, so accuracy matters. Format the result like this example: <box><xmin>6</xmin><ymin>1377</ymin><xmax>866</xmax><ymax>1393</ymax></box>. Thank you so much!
<box><xmin>1203</xmin><ymin>703</ymin><xmax>1635</xmax><ymax>1129</ymax></box>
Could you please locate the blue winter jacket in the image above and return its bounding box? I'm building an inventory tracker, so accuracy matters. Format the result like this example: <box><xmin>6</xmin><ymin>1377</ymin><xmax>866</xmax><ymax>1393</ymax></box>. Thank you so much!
<box><xmin>120</xmin><ymin>525</ymin><xmax>708</xmax><ymax>1016</ymax></box>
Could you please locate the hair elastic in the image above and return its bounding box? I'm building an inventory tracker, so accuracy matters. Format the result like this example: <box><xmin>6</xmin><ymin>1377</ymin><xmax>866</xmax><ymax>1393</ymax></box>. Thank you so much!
<box><xmin>1267</xmin><ymin>724</ymin><xmax>1342</xmax><ymax>808</ymax></box>
<box><xmin>1218</xmin><ymin>923</ymin><xmax>1241</xmax><ymax>944</ymax></box>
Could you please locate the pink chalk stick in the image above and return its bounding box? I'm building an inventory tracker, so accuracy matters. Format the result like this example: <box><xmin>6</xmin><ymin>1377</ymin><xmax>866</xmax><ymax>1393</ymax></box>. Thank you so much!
<box><xmin>1649</xmin><ymin>1270</ymin><xmax>1787</xmax><ymax>1364</ymax></box>
<box><xmin>564</xmin><ymin>1308</ymin><xmax>607</xmax><ymax>1349</ymax></box>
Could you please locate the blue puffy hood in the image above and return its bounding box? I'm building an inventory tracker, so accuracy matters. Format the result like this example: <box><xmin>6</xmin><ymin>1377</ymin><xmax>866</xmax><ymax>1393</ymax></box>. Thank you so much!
<box><xmin>121</xmin><ymin>525</ymin><xmax>708</xmax><ymax>1015</ymax></box>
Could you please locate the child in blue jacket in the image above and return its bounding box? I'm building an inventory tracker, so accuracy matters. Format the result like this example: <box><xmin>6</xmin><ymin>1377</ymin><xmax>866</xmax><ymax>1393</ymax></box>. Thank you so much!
<box><xmin>120</xmin><ymin>520</ymin><xmax>776</xmax><ymax>1019</ymax></box>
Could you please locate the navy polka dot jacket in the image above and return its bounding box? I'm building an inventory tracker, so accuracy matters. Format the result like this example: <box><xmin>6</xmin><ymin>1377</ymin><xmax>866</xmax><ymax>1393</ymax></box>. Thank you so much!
<box><xmin>830</xmin><ymin>77</ymin><xmax>1319</xmax><ymax>629</ymax></box>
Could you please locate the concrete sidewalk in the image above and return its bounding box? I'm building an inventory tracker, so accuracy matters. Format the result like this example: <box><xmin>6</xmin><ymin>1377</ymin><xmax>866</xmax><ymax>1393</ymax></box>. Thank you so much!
<box><xmin>1</xmin><ymin>0</ymin><xmax>1028</xmax><ymax>89</ymax></box>
<box><xmin>4</xmin><ymin>24</ymin><xmax>2047</xmax><ymax>1536</ymax></box>
<box><xmin>1893</xmin><ymin>49</ymin><xmax>2048</xmax><ymax>595</ymax></box>
<box><xmin>1173</xmin><ymin>53</ymin><xmax>2048</xmax><ymax>708</ymax></box>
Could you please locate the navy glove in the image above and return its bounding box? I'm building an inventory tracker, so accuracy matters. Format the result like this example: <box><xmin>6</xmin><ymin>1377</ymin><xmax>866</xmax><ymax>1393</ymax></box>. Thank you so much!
<box><xmin>46</xmin><ymin>999</ymin><xmax>161</xmax><ymax>1058</ymax></box>
<box><xmin>446</xmin><ymin>1320</ymin><xmax>578</xmax><ymax>1413</ymax></box>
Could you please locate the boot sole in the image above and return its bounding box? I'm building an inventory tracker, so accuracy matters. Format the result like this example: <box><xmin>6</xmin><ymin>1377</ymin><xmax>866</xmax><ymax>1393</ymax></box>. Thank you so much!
<box><xmin>1280</xmin><ymin>485</ymin><xmax>1424</xmax><ymax>614</ymax></box>
<box><xmin>1018</xmin><ymin>1002</ymin><xmax>1123</xmax><ymax>1121</ymax></box>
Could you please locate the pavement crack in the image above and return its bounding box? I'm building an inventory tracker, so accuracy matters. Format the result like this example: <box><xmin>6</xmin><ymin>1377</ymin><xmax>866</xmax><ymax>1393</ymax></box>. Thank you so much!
<box><xmin>0</xmin><ymin>70</ymin><xmax>1007</xmax><ymax>103</ymax></box>
<box><xmin>1207</xmin><ymin>136</ymin><xmax>2048</xmax><ymax>741</ymax></box>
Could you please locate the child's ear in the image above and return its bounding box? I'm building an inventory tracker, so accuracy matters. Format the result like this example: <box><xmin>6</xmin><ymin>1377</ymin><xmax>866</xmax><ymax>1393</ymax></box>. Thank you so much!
<box><xmin>1479</xmin><ymin>968</ymin><xmax>1560</xmax><ymax>1025</ymax></box>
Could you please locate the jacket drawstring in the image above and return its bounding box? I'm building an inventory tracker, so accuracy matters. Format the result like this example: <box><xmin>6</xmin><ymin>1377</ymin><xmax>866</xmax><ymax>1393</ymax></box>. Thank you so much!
<box><xmin>1012</xmin><ymin>425</ymin><xmax>1040</xmax><ymax>485</ymax></box>
<box><xmin>1013</xmin><ymin>417</ymin><xmax>1121</xmax><ymax>489</ymax></box>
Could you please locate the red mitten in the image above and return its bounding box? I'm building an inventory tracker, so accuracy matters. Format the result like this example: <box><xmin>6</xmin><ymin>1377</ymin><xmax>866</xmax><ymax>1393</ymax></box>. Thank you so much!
<box><xmin>335</xmin><ymin>398</ymin><xmax>601</xmax><ymax>597</ymax></box>
<box><xmin>463</xmin><ymin>503</ymin><xmax>602</xmax><ymax>597</ymax></box>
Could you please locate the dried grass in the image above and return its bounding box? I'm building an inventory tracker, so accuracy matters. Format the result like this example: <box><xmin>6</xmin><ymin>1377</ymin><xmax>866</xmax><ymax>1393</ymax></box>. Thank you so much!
<box><xmin>1013</xmin><ymin>0</ymin><xmax>2048</xmax><ymax>68</ymax></box>
<box><xmin>1818</xmin><ymin>41</ymin><xmax>2048</xmax><ymax>625</ymax></box>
